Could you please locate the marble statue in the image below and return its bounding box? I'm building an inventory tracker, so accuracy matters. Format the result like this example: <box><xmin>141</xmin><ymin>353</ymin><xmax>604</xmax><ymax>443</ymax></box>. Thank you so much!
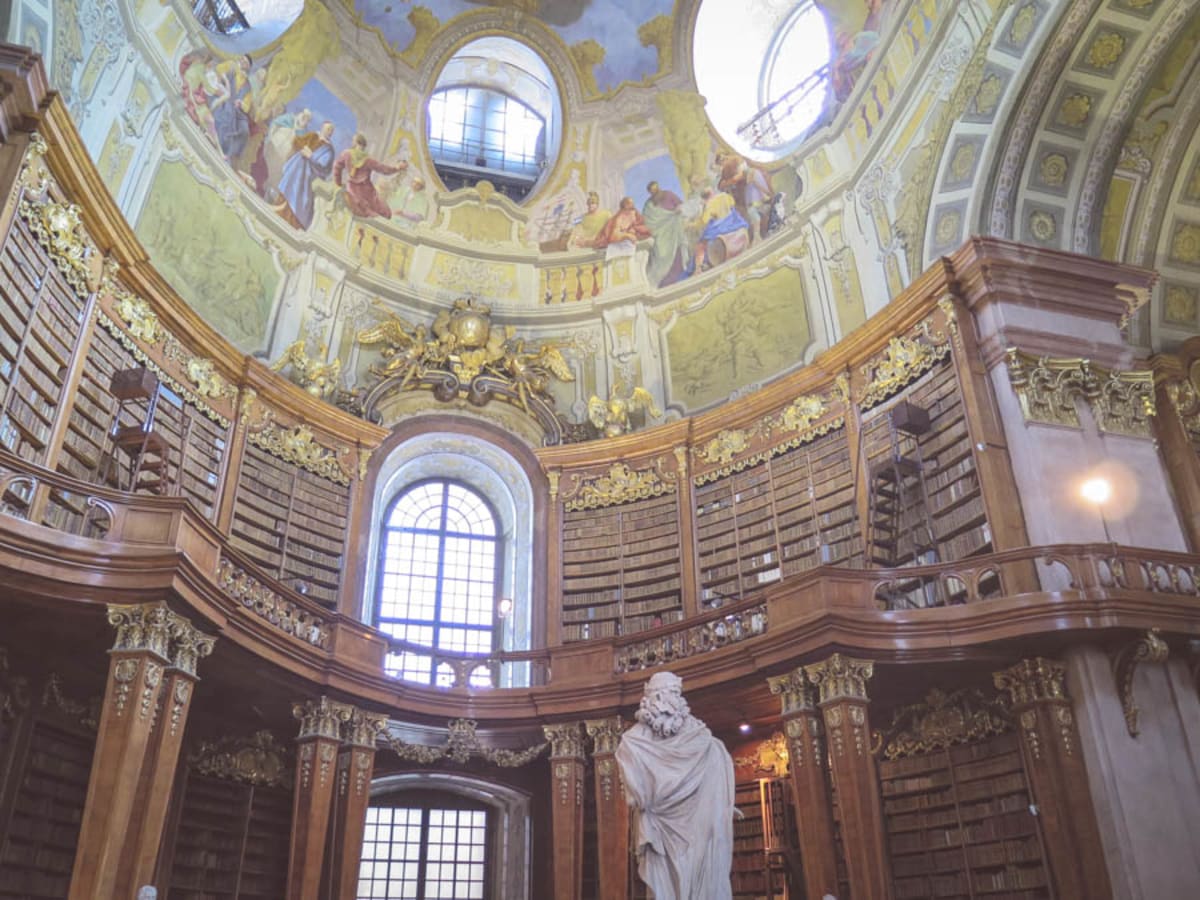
<box><xmin>616</xmin><ymin>671</ymin><xmax>736</xmax><ymax>900</ymax></box>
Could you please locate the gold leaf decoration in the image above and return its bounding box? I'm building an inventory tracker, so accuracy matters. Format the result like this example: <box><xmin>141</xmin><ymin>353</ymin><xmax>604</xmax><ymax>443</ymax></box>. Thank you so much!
<box><xmin>563</xmin><ymin>461</ymin><xmax>676</xmax><ymax>511</ymax></box>
<box><xmin>696</xmin><ymin>428</ymin><xmax>754</xmax><ymax>466</ymax></box>
<box><xmin>19</xmin><ymin>198</ymin><xmax>95</xmax><ymax>296</ymax></box>
<box><xmin>1005</xmin><ymin>349</ymin><xmax>1155</xmax><ymax>436</ymax></box>
<box><xmin>874</xmin><ymin>688</ymin><xmax>1011</xmax><ymax>760</ymax></box>
<box><xmin>381</xmin><ymin>718</ymin><xmax>547</xmax><ymax>767</ymax></box>
<box><xmin>113</xmin><ymin>292</ymin><xmax>162</xmax><ymax>345</ymax></box>
<box><xmin>859</xmin><ymin>335</ymin><xmax>949</xmax><ymax>408</ymax></box>
<box><xmin>190</xmin><ymin>730</ymin><xmax>290</xmax><ymax>787</ymax></box>
<box><xmin>247</xmin><ymin>422</ymin><xmax>351</xmax><ymax>485</ymax></box>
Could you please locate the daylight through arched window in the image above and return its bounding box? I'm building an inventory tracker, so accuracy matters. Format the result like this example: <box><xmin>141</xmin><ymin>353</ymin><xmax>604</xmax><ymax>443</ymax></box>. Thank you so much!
<box><xmin>375</xmin><ymin>480</ymin><xmax>500</xmax><ymax>687</ymax></box>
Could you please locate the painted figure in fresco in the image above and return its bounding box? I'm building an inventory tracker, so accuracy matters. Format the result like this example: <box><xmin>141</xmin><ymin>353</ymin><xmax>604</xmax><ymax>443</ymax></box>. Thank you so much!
<box><xmin>568</xmin><ymin>191</ymin><xmax>612</xmax><ymax>249</ymax></box>
<box><xmin>211</xmin><ymin>55</ymin><xmax>255</xmax><ymax>165</ymax></box>
<box><xmin>276</xmin><ymin>121</ymin><xmax>336</xmax><ymax>230</ymax></box>
<box><xmin>264</xmin><ymin>107</ymin><xmax>313</xmax><ymax>193</ymax></box>
<box><xmin>616</xmin><ymin>671</ymin><xmax>735</xmax><ymax>900</ymax></box>
<box><xmin>694</xmin><ymin>188</ymin><xmax>750</xmax><ymax>271</ymax></box>
<box><xmin>179</xmin><ymin>54</ymin><xmax>228</xmax><ymax>146</ymax></box>
<box><xmin>333</xmin><ymin>134</ymin><xmax>408</xmax><ymax>220</ymax></box>
<box><xmin>593</xmin><ymin>196</ymin><xmax>652</xmax><ymax>254</ymax></box>
<box><xmin>715</xmin><ymin>151</ymin><xmax>774</xmax><ymax>241</ymax></box>
<box><xmin>392</xmin><ymin>176</ymin><xmax>431</xmax><ymax>225</ymax></box>
<box><xmin>642</xmin><ymin>181</ymin><xmax>691</xmax><ymax>287</ymax></box>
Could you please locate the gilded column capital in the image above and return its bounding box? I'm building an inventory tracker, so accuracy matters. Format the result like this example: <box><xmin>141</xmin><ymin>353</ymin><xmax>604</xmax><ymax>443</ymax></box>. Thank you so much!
<box><xmin>584</xmin><ymin>717</ymin><xmax>624</xmax><ymax>755</ymax></box>
<box><xmin>767</xmin><ymin>669</ymin><xmax>817</xmax><ymax>714</ymax></box>
<box><xmin>804</xmin><ymin>654</ymin><xmax>874</xmax><ymax>704</ymax></box>
<box><xmin>293</xmin><ymin>696</ymin><xmax>353</xmax><ymax>741</ymax></box>
<box><xmin>543</xmin><ymin>722</ymin><xmax>585</xmax><ymax>758</ymax></box>
<box><xmin>993</xmin><ymin>657</ymin><xmax>1068</xmax><ymax>707</ymax></box>
<box><xmin>167</xmin><ymin>616</ymin><xmax>217</xmax><ymax>676</ymax></box>
<box><xmin>342</xmin><ymin>707</ymin><xmax>389</xmax><ymax>748</ymax></box>
<box><xmin>107</xmin><ymin>603</ymin><xmax>173</xmax><ymax>660</ymax></box>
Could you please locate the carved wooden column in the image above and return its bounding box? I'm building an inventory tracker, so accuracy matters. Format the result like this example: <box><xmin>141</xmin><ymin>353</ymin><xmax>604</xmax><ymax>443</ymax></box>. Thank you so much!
<box><xmin>1151</xmin><ymin>364</ymin><xmax>1200</xmax><ymax>551</ymax></box>
<box><xmin>545</xmin><ymin>469</ymin><xmax>564</xmax><ymax>647</ymax></box>
<box><xmin>287</xmin><ymin>697</ymin><xmax>351</xmax><ymax>900</ymax></box>
<box><xmin>767</xmin><ymin>669</ymin><xmax>840</xmax><ymax>899</ymax></box>
<box><xmin>544</xmin><ymin>722</ymin><xmax>585</xmax><ymax>900</ymax></box>
<box><xmin>673</xmin><ymin>446</ymin><xmax>701</xmax><ymax>619</ymax></box>
<box><xmin>69</xmin><ymin>603</ymin><xmax>174</xmax><ymax>900</ymax></box>
<box><xmin>994</xmin><ymin>658</ymin><xmax>1113</xmax><ymax>899</ymax></box>
<box><xmin>805</xmin><ymin>654</ymin><xmax>893</xmax><ymax>900</ymax></box>
<box><xmin>326</xmin><ymin>706</ymin><xmax>388</xmax><ymax>900</ymax></box>
<box><xmin>118</xmin><ymin>615</ymin><xmax>216</xmax><ymax>895</ymax></box>
<box><xmin>585</xmin><ymin>718</ymin><xmax>628</xmax><ymax>900</ymax></box>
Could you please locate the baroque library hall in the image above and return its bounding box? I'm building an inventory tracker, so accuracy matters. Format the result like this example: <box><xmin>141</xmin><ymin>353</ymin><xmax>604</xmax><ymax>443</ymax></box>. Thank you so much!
<box><xmin>2</xmin><ymin>0</ymin><xmax>1200</xmax><ymax>897</ymax></box>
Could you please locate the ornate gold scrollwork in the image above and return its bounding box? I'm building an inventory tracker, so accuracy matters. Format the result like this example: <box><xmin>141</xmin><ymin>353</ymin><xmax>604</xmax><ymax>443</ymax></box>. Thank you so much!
<box><xmin>587</xmin><ymin>383</ymin><xmax>661</xmax><ymax>437</ymax></box>
<box><xmin>805</xmin><ymin>653</ymin><xmax>875</xmax><ymax>704</ymax></box>
<box><xmin>733</xmin><ymin>731</ymin><xmax>790</xmax><ymax>777</ymax></box>
<box><xmin>293</xmin><ymin>696</ymin><xmax>354</xmax><ymax>741</ymax></box>
<box><xmin>696</xmin><ymin>427</ymin><xmax>754</xmax><ymax>466</ymax></box>
<box><xmin>1005</xmin><ymin>349</ymin><xmax>1155</xmax><ymax>436</ymax></box>
<box><xmin>113</xmin><ymin>291</ymin><xmax>162</xmax><ymax>345</ymax></box>
<box><xmin>382</xmin><ymin>718</ymin><xmax>548</xmax><ymax>767</ymax></box>
<box><xmin>191</xmin><ymin>730</ymin><xmax>291</xmax><ymax>787</ymax></box>
<box><xmin>185</xmin><ymin>357</ymin><xmax>235</xmax><ymax>401</ymax></box>
<box><xmin>767</xmin><ymin>669</ymin><xmax>817</xmax><ymax>716</ymax></box>
<box><xmin>247</xmin><ymin>422</ymin><xmax>352</xmax><ymax>485</ymax></box>
<box><xmin>859</xmin><ymin>334</ymin><xmax>949</xmax><ymax>409</ymax></box>
<box><xmin>270</xmin><ymin>339</ymin><xmax>343</xmax><ymax>398</ymax></box>
<box><xmin>872</xmin><ymin>687</ymin><xmax>1011</xmax><ymax>760</ymax></box>
<box><xmin>19</xmin><ymin>197</ymin><xmax>96</xmax><ymax>296</ymax></box>
<box><xmin>561</xmin><ymin>460</ymin><xmax>676</xmax><ymax>511</ymax></box>
<box><xmin>1111</xmin><ymin>629</ymin><xmax>1170</xmax><ymax>737</ymax></box>
<box><xmin>584</xmin><ymin>718</ymin><xmax>623</xmax><ymax>756</ymax></box>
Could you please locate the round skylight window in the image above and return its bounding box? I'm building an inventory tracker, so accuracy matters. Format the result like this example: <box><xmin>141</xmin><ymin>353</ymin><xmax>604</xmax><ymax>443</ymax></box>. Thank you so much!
<box><xmin>193</xmin><ymin>0</ymin><xmax>304</xmax><ymax>44</ymax></box>
<box><xmin>693</xmin><ymin>0</ymin><xmax>832</xmax><ymax>160</ymax></box>
<box><xmin>426</xmin><ymin>37</ymin><xmax>562</xmax><ymax>204</ymax></box>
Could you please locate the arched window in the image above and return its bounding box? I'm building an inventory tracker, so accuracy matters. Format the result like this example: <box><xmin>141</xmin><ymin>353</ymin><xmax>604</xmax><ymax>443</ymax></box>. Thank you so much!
<box><xmin>360</xmin><ymin>801</ymin><xmax>490</xmax><ymax>899</ymax></box>
<box><xmin>375</xmin><ymin>480</ymin><xmax>501</xmax><ymax>687</ymax></box>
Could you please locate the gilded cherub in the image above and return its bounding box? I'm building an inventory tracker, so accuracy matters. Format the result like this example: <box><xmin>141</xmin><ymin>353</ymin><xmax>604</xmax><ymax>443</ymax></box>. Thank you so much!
<box><xmin>356</xmin><ymin>315</ymin><xmax>435</xmax><ymax>388</ymax></box>
<box><xmin>270</xmin><ymin>339</ymin><xmax>341</xmax><ymax>398</ymax></box>
<box><xmin>493</xmin><ymin>337</ymin><xmax>575</xmax><ymax>413</ymax></box>
<box><xmin>588</xmin><ymin>382</ymin><xmax>662</xmax><ymax>437</ymax></box>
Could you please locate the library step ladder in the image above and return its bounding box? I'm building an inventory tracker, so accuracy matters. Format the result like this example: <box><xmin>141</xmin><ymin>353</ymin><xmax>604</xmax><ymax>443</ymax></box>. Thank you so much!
<box><xmin>866</xmin><ymin>401</ymin><xmax>938</xmax><ymax>584</ymax></box>
<box><xmin>99</xmin><ymin>366</ymin><xmax>173</xmax><ymax>496</ymax></box>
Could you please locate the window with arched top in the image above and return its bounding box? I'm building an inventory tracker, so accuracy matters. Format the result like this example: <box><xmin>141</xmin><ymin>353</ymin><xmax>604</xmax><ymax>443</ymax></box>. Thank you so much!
<box><xmin>375</xmin><ymin>480</ymin><xmax>501</xmax><ymax>687</ymax></box>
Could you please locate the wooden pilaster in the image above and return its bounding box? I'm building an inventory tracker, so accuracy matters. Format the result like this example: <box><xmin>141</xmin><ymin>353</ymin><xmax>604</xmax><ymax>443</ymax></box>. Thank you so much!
<box><xmin>1151</xmin><ymin>369</ymin><xmax>1200</xmax><ymax>552</ymax></box>
<box><xmin>326</xmin><ymin>706</ymin><xmax>388</xmax><ymax>900</ymax></box>
<box><xmin>117</xmin><ymin>616</ymin><xmax>215</xmax><ymax>895</ymax></box>
<box><xmin>767</xmin><ymin>669</ymin><xmax>840</xmax><ymax>899</ymax></box>
<box><xmin>805</xmin><ymin>654</ymin><xmax>893</xmax><ymax>900</ymax></box>
<box><xmin>673</xmin><ymin>446</ymin><xmax>701</xmax><ymax>619</ymax></box>
<box><xmin>545</xmin><ymin>470</ymin><xmax>564</xmax><ymax>647</ymax></box>
<box><xmin>585</xmin><ymin>717</ymin><xmax>628</xmax><ymax>900</ymax></box>
<box><xmin>544</xmin><ymin>722</ymin><xmax>585</xmax><ymax>900</ymax></box>
<box><xmin>287</xmin><ymin>696</ymin><xmax>351</xmax><ymax>900</ymax></box>
<box><xmin>994</xmin><ymin>658</ymin><xmax>1113</xmax><ymax>899</ymax></box>
<box><xmin>69</xmin><ymin>604</ymin><xmax>173</xmax><ymax>900</ymax></box>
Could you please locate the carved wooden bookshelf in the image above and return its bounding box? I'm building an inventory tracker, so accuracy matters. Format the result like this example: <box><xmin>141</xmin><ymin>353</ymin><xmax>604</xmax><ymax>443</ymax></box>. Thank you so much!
<box><xmin>161</xmin><ymin>771</ymin><xmax>290</xmax><ymax>900</ymax></box>
<box><xmin>560</xmin><ymin>491</ymin><xmax>684</xmax><ymax>642</ymax></box>
<box><xmin>0</xmin><ymin>701</ymin><xmax>96</xmax><ymax>899</ymax></box>
<box><xmin>231</xmin><ymin>445</ymin><xmax>349</xmax><ymax>608</ymax></box>
<box><xmin>695</xmin><ymin>427</ymin><xmax>859</xmax><ymax>604</ymax></box>
<box><xmin>879</xmin><ymin>731</ymin><xmax>1051</xmax><ymax>900</ymax></box>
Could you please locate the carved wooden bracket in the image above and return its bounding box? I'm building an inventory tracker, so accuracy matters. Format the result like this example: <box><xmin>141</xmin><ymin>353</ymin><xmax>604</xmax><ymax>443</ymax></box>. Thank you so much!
<box><xmin>1111</xmin><ymin>629</ymin><xmax>1169</xmax><ymax>737</ymax></box>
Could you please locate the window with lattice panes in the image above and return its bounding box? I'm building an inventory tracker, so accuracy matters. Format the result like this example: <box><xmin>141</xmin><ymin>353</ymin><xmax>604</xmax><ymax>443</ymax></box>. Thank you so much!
<box><xmin>374</xmin><ymin>480</ymin><xmax>501</xmax><ymax>687</ymax></box>
<box><xmin>359</xmin><ymin>805</ymin><xmax>489</xmax><ymax>900</ymax></box>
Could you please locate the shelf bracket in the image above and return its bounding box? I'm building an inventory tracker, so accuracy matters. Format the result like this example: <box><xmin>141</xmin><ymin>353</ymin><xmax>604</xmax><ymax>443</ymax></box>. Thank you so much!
<box><xmin>1111</xmin><ymin>629</ymin><xmax>1169</xmax><ymax>737</ymax></box>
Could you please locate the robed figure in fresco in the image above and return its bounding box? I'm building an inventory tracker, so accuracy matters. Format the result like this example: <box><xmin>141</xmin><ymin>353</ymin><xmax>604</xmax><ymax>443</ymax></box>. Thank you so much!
<box><xmin>616</xmin><ymin>671</ymin><xmax>736</xmax><ymax>900</ymax></box>
<box><xmin>276</xmin><ymin>121</ymin><xmax>336</xmax><ymax>230</ymax></box>
<box><xmin>333</xmin><ymin>133</ymin><xmax>407</xmax><ymax>219</ymax></box>
<box><xmin>642</xmin><ymin>181</ymin><xmax>690</xmax><ymax>288</ymax></box>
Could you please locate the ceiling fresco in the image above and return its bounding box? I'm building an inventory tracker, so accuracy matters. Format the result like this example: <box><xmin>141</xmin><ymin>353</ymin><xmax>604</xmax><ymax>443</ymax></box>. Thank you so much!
<box><xmin>8</xmin><ymin>0</ymin><xmax>1200</xmax><ymax>431</ymax></box>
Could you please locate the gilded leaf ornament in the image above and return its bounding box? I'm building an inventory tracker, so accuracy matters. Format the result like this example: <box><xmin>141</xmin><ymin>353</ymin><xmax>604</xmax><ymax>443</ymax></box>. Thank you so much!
<box><xmin>382</xmin><ymin>718</ymin><xmax>548</xmax><ymax>767</ymax></box>
<box><xmin>733</xmin><ymin>731</ymin><xmax>790</xmax><ymax>776</ymax></box>
<box><xmin>247</xmin><ymin>422</ymin><xmax>352</xmax><ymax>485</ymax></box>
<box><xmin>696</xmin><ymin>428</ymin><xmax>754</xmax><ymax>466</ymax></box>
<box><xmin>186</xmin><ymin>357</ymin><xmax>235</xmax><ymax>400</ymax></box>
<box><xmin>19</xmin><ymin>198</ymin><xmax>95</xmax><ymax>296</ymax></box>
<box><xmin>859</xmin><ymin>334</ymin><xmax>948</xmax><ymax>408</ymax></box>
<box><xmin>190</xmin><ymin>730</ymin><xmax>291</xmax><ymax>787</ymax></box>
<box><xmin>873</xmin><ymin>688</ymin><xmax>1011</xmax><ymax>760</ymax></box>
<box><xmin>1005</xmin><ymin>349</ymin><xmax>1155</xmax><ymax>436</ymax></box>
<box><xmin>113</xmin><ymin>291</ymin><xmax>162</xmax><ymax>345</ymax></box>
<box><xmin>562</xmin><ymin>460</ymin><xmax>676</xmax><ymax>511</ymax></box>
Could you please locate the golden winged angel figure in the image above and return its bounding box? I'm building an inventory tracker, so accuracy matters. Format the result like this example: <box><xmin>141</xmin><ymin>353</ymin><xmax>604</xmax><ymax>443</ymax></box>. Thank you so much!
<box><xmin>269</xmin><ymin>339</ymin><xmax>341</xmax><ymax>398</ymax></box>
<box><xmin>356</xmin><ymin>315</ymin><xmax>434</xmax><ymax>389</ymax></box>
<box><xmin>588</xmin><ymin>382</ymin><xmax>662</xmax><ymax>437</ymax></box>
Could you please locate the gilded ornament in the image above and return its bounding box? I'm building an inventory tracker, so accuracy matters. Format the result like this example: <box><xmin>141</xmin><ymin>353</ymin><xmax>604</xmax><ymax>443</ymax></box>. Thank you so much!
<box><xmin>1056</xmin><ymin>93</ymin><xmax>1093</xmax><ymax>129</ymax></box>
<box><xmin>1005</xmin><ymin>349</ymin><xmax>1155</xmax><ymax>436</ymax></box>
<box><xmin>587</xmin><ymin>383</ymin><xmax>661</xmax><ymax>437</ymax></box>
<box><xmin>584</xmin><ymin>718</ymin><xmax>624</xmax><ymax>755</ymax></box>
<box><xmin>1009</xmin><ymin>3</ymin><xmax>1037</xmax><ymax>45</ymax></box>
<box><xmin>1169</xmin><ymin>223</ymin><xmax>1200</xmax><ymax>265</ymax></box>
<box><xmin>358</xmin><ymin>448</ymin><xmax>373</xmax><ymax>481</ymax></box>
<box><xmin>216</xmin><ymin>557</ymin><xmax>331</xmax><ymax>647</ymax></box>
<box><xmin>563</xmin><ymin>461</ymin><xmax>676</xmax><ymax>511</ymax></box>
<box><xmin>247</xmin><ymin>422</ymin><xmax>351</xmax><ymax>485</ymax></box>
<box><xmin>859</xmin><ymin>335</ymin><xmax>948</xmax><ymax>408</ymax></box>
<box><xmin>935</xmin><ymin>210</ymin><xmax>961</xmax><ymax>244</ymax></box>
<box><xmin>767</xmin><ymin>669</ymin><xmax>816</xmax><ymax>715</ymax></box>
<box><xmin>382</xmin><ymin>718</ymin><xmax>548</xmax><ymax>767</ymax></box>
<box><xmin>1029</xmin><ymin>209</ymin><xmax>1057</xmax><ymax>242</ymax></box>
<box><xmin>733</xmin><ymin>732</ymin><xmax>790</xmax><ymax>776</ymax></box>
<box><xmin>1111</xmin><ymin>628</ymin><xmax>1169</xmax><ymax>737</ymax></box>
<box><xmin>696</xmin><ymin>428</ymin><xmax>753</xmax><ymax>466</ymax></box>
<box><xmin>343</xmin><ymin>707</ymin><xmax>389</xmax><ymax>748</ymax></box>
<box><xmin>19</xmin><ymin>132</ymin><xmax>50</xmax><ymax>195</ymax></box>
<box><xmin>949</xmin><ymin>143</ymin><xmax>977</xmax><ymax>182</ymax></box>
<box><xmin>774</xmin><ymin>394</ymin><xmax>827</xmax><ymax>435</ymax></box>
<box><xmin>107</xmin><ymin>602</ymin><xmax>174</xmax><ymax>658</ymax></box>
<box><xmin>19</xmin><ymin>198</ymin><xmax>95</xmax><ymax>295</ymax></box>
<box><xmin>873</xmin><ymin>688</ymin><xmax>1011</xmax><ymax>760</ymax></box>
<box><xmin>1085</xmin><ymin>30</ymin><xmax>1126</xmax><ymax>70</ymax></box>
<box><xmin>973</xmin><ymin>73</ymin><xmax>1002</xmax><ymax>118</ymax></box>
<box><xmin>993</xmin><ymin>657</ymin><xmax>1068</xmax><ymax>706</ymax></box>
<box><xmin>1038</xmin><ymin>152</ymin><xmax>1069</xmax><ymax>188</ymax></box>
<box><xmin>40</xmin><ymin>673</ymin><xmax>98</xmax><ymax>731</ymax></box>
<box><xmin>805</xmin><ymin>654</ymin><xmax>875</xmax><ymax>703</ymax></box>
<box><xmin>293</xmin><ymin>696</ymin><xmax>353</xmax><ymax>740</ymax></box>
<box><xmin>191</xmin><ymin>730</ymin><xmax>290</xmax><ymax>787</ymax></box>
<box><xmin>113</xmin><ymin>292</ymin><xmax>162</xmax><ymax>345</ymax></box>
<box><xmin>1166</xmin><ymin>285</ymin><xmax>1199</xmax><ymax>324</ymax></box>
<box><xmin>270</xmin><ymin>339</ymin><xmax>342</xmax><ymax>398</ymax></box>
<box><xmin>544</xmin><ymin>722</ymin><xmax>586</xmax><ymax>758</ymax></box>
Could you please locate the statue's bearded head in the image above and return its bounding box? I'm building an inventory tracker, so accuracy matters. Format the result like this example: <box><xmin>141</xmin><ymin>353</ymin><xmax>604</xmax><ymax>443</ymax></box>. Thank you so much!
<box><xmin>636</xmin><ymin>671</ymin><xmax>690</xmax><ymax>738</ymax></box>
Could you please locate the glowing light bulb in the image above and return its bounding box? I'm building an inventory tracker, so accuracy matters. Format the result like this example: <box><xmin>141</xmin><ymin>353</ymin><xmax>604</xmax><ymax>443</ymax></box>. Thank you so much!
<box><xmin>738</xmin><ymin>722</ymin><xmax>752</xmax><ymax>734</ymax></box>
<box><xmin>497</xmin><ymin>597</ymin><xmax>514</xmax><ymax>618</ymax></box>
<box><xmin>1080</xmin><ymin>477</ymin><xmax>1112</xmax><ymax>505</ymax></box>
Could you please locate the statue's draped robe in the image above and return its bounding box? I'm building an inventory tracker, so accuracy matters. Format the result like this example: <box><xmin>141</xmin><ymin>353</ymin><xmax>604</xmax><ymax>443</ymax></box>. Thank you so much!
<box><xmin>616</xmin><ymin>717</ymin><xmax>736</xmax><ymax>900</ymax></box>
